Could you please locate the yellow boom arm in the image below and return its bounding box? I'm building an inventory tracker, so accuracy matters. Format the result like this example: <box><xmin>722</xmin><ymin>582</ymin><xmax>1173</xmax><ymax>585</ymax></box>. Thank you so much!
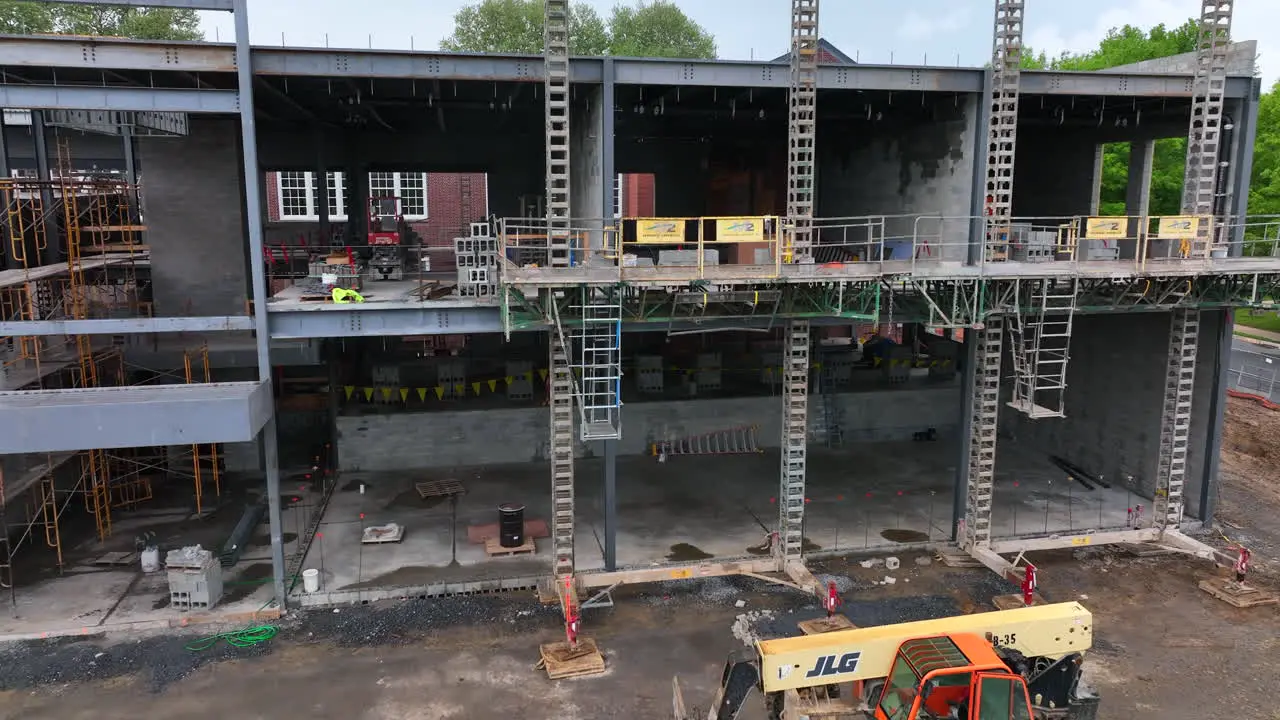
<box><xmin>757</xmin><ymin>601</ymin><xmax>1092</xmax><ymax>692</ymax></box>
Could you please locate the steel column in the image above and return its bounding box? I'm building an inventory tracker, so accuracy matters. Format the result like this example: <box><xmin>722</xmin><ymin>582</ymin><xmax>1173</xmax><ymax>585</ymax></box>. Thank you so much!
<box><xmin>31</xmin><ymin>110</ymin><xmax>58</xmax><ymax>266</ymax></box>
<box><xmin>233</xmin><ymin>0</ymin><xmax>286</xmax><ymax>607</ymax></box>
<box><xmin>601</xmin><ymin>58</ymin><xmax>616</xmax><ymax>220</ymax></box>
<box><xmin>952</xmin><ymin>335</ymin><xmax>977</xmax><ymax>540</ymax></box>
<box><xmin>603</xmin><ymin>437</ymin><xmax>617</xmax><ymax>572</ymax></box>
<box><xmin>967</xmin><ymin>69</ymin><xmax>992</xmax><ymax>267</ymax></box>
<box><xmin>1228</xmin><ymin>80</ymin><xmax>1261</xmax><ymax>255</ymax></box>
<box><xmin>122</xmin><ymin>127</ymin><xmax>138</xmax><ymax>184</ymax></box>
<box><xmin>1201</xmin><ymin>309</ymin><xmax>1232</xmax><ymax>522</ymax></box>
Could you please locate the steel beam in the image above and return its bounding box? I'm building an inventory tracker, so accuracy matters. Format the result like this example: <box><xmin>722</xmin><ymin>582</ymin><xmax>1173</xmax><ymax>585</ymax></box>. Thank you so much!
<box><xmin>0</xmin><ymin>315</ymin><xmax>254</xmax><ymax>336</ymax></box>
<box><xmin>1020</xmin><ymin>71</ymin><xmax>1251</xmax><ymax>98</ymax></box>
<box><xmin>252</xmin><ymin>48</ymin><xmax>603</xmax><ymax>83</ymax></box>
<box><xmin>0</xmin><ymin>85</ymin><xmax>238</xmax><ymax>113</ymax></box>
<box><xmin>1201</xmin><ymin>308</ymin><xmax>1233</xmax><ymax>522</ymax></box>
<box><xmin>35</xmin><ymin>0</ymin><xmax>233</xmax><ymax>8</ymax></box>
<box><xmin>1228</xmin><ymin>80</ymin><xmax>1261</xmax><ymax>253</ymax></box>
<box><xmin>0</xmin><ymin>37</ymin><xmax>236</xmax><ymax>73</ymax></box>
<box><xmin>267</xmin><ymin>304</ymin><xmax>510</xmax><ymax>338</ymax></box>
<box><xmin>0</xmin><ymin>380</ymin><xmax>271</xmax><ymax>453</ymax></box>
<box><xmin>614</xmin><ymin>59</ymin><xmax>982</xmax><ymax>92</ymax></box>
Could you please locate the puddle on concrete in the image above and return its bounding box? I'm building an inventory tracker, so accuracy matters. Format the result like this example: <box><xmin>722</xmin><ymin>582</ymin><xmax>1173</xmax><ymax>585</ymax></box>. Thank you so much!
<box><xmin>666</xmin><ymin>543</ymin><xmax>713</xmax><ymax>562</ymax></box>
<box><xmin>881</xmin><ymin>529</ymin><xmax>930</xmax><ymax>543</ymax></box>
<box><xmin>151</xmin><ymin>595</ymin><xmax>171</xmax><ymax>610</ymax></box>
<box><xmin>221</xmin><ymin>563</ymin><xmax>273</xmax><ymax>604</ymax></box>
<box><xmin>249</xmin><ymin>532</ymin><xmax>297</xmax><ymax>548</ymax></box>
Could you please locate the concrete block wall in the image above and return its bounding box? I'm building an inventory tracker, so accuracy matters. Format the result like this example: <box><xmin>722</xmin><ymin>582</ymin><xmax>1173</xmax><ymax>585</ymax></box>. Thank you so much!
<box><xmin>816</xmin><ymin>94</ymin><xmax>977</xmax><ymax>261</ymax></box>
<box><xmin>137</xmin><ymin>118</ymin><xmax>248</xmax><ymax>317</ymax></box>
<box><xmin>337</xmin><ymin>385</ymin><xmax>961</xmax><ymax>472</ymax></box>
<box><xmin>570</xmin><ymin>87</ymin><xmax>605</xmax><ymax>249</ymax></box>
<box><xmin>1001</xmin><ymin>311</ymin><xmax>1220</xmax><ymax>517</ymax></box>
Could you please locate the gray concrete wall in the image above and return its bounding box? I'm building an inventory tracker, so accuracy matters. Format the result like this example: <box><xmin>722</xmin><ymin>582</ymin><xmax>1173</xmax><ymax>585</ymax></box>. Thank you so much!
<box><xmin>137</xmin><ymin>117</ymin><xmax>248</xmax><ymax>316</ymax></box>
<box><xmin>1109</xmin><ymin>40</ymin><xmax>1256</xmax><ymax>76</ymax></box>
<box><xmin>1001</xmin><ymin>311</ymin><xmax>1219</xmax><ymax>517</ymax></box>
<box><xmin>337</xmin><ymin>385</ymin><xmax>961</xmax><ymax>471</ymax></box>
<box><xmin>3</xmin><ymin>125</ymin><xmax>127</xmax><ymax>170</ymax></box>
<box><xmin>817</xmin><ymin>94</ymin><xmax>977</xmax><ymax>261</ymax></box>
<box><xmin>570</xmin><ymin>86</ymin><xmax>605</xmax><ymax>245</ymax></box>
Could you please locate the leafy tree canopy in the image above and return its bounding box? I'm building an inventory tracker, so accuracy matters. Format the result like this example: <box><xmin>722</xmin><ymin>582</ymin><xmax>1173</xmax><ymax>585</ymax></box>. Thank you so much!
<box><xmin>0</xmin><ymin>1</ymin><xmax>202</xmax><ymax>40</ymax></box>
<box><xmin>442</xmin><ymin>0</ymin><xmax>715</xmax><ymax>59</ymax></box>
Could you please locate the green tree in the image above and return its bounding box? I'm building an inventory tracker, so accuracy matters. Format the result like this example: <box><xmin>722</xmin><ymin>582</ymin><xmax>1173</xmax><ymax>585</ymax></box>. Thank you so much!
<box><xmin>0</xmin><ymin>1</ymin><xmax>202</xmax><ymax>40</ymax></box>
<box><xmin>1247</xmin><ymin>81</ymin><xmax>1280</xmax><ymax>252</ymax></box>
<box><xmin>442</xmin><ymin>0</ymin><xmax>716</xmax><ymax>59</ymax></box>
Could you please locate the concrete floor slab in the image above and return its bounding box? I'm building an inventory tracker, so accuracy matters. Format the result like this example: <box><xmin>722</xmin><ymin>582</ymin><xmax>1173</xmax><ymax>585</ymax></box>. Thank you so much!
<box><xmin>295</xmin><ymin>439</ymin><xmax>1145</xmax><ymax>596</ymax></box>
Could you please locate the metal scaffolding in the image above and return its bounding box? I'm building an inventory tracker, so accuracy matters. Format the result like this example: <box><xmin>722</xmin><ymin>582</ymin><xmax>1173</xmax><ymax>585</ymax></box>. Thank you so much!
<box><xmin>778</xmin><ymin>319</ymin><xmax>810</xmax><ymax>562</ymax></box>
<box><xmin>785</xmin><ymin>0</ymin><xmax>818</xmax><ymax>263</ymax></box>
<box><xmin>983</xmin><ymin>0</ymin><xmax>1024</xmax><ymax>262</ymax></box>
<box><xmin>543</xmin><ymin>0</ymin><xmax>572</xmax><ymax>268</ymax></box>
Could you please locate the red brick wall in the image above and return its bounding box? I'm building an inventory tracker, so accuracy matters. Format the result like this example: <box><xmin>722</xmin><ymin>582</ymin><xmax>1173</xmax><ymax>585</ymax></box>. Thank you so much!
<box><xmin>621</xmin><ymin>173</ymin><xmax>655</xmax><ymax>217</ymax></box>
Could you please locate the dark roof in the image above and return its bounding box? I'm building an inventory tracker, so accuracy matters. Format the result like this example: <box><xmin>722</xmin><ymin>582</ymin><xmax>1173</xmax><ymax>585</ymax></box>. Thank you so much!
<box><xmin>771</xmin><ymin>38</ymin><xmax>857</xmax><ymax>65</ymax></box>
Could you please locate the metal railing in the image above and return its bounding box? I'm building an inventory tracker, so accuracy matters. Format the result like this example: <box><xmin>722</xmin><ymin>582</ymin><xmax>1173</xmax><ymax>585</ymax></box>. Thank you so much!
<box><xmin>1229</xmin><ymin>345</ymin><xmax>1279</xmax><ymax>401</ymax></box>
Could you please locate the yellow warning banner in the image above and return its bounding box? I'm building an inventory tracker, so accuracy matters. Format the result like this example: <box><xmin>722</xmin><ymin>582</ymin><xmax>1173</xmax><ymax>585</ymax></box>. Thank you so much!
<box><xmin>635</xmin><ymin>218</ymin><xmax>685</xmax><ymax>244</ymax></box>
<box><xmin>714</xmin><ymin>217</ymin><xmax>765</xmax><ymax>243</ymax></box>
<box><xmin>1156</xmin><ymin>215</ymin><xmax>1199</xmax><ymax>239</ymax></box>
<box><xmin>1085</xmin><ymin>217</ymin><xmax>1126</xmax><ymax>239</ymax></box>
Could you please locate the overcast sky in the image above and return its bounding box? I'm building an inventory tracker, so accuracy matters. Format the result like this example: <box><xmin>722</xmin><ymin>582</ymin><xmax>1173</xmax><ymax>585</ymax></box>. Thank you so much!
<box><xmin>201</xmin><ymin>0</ymin><xmax>1278</xmax><ymax>87</ymax></box>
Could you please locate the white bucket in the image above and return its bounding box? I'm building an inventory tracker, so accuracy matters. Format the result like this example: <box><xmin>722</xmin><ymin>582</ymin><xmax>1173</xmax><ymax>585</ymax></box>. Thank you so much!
<box><xmin>302</xmin><ymin>568</ymin><xmax>321</xmax><ymax>593</ymax></box>
<box><xmin>140</xmin><ymin>547</ymin><xmax>160</xmax><ymax>573</ymax></box>
<box><xmin>321</xmin><ymin>272</ymin><xmax>338</xmax><ymax>285</ymax></box>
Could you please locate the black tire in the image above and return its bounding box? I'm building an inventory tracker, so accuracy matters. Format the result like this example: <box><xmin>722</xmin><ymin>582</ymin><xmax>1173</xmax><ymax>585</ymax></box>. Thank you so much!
<box><xmin>863</xmin><ymin>680</ymin><xmax>885</xmax><ymax>707</ymax></box>
<box><xmin>765</xmin><ymin>691</ymin><xmax>785</xmax><ymax>720</ymax></box>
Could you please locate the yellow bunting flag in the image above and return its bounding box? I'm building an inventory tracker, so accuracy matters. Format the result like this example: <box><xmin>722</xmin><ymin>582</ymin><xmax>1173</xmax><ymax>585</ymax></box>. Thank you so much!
<box><xmin>343</xmin><ymin>386</ymin><xmax>354</xmax><ymax>401</ymax></box>
<box><xmin>524</xmin><ymin>371</ymin><xmax>534</xmax><ymax>382</ymax></box>
<box><xmin>538</xmin><ymin>369</ymin><xmax>549</xmax><ymax>382</ymax></box>
<box><xmin>488</xmin><ymin>379</ymin><xmax>497</xmax><ymax>392</ymax></box>
<box><xmin>454</xmin><ymin>384</ymin><xmax>465</xmax><ymax>396</ymax></box>
<box><xmin>380</xmin><ymin>387</ymin><xmax>392</xmax><ymax>401</ymax></box>
<box><xmin>505</xmin><ymin>375</ymin><xmax>514</xmax><ymax>386</ymax></box>
<box><xmin>417</xmin><ymin>388</ymin><xmax>427</xmax><ymax>402</ymax></box>
<box><xmin>434</xmin><ymin>386</ymin><xmax>445</xmax><ymax>400</ymax></box>
<box><xmin>873</xmin><ymin>357</ymin><xmax>883</xmax><ymax>368</ymax></box>
<box><xmin>362</xmin><ymin>387</ymin><xmax>374</xmax><ymax>402</ymax></box>
<box><xmin>399</xmin><ymin>388</ymin><xmax>409</xmax><ymax>403</ymax></box>
<box><xmin>471</xmin><ymin>381</ymin><xmax>481</xmax><ymax>396</ymax></box>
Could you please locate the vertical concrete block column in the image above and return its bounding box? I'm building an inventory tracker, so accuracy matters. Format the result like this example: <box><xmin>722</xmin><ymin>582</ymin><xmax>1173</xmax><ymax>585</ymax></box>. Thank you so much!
<box><xmin>137</xmin><ymin>118</ymin><xmax>249</xmax><ymax>316</ymax></box>
<box><xmin>569</xmin><ymin>86</ymin><xmax>604</xmax><ymax>254</ymax></box>
<box><xmin>1088</xmin><ymin>144</ymin><xmax>1105</xmax><ymax>216</ymax></box>
<box><xmin>1126</xmin><ymin>140</ymin><xmax>1155</xmax><ymax>218</ymax></box>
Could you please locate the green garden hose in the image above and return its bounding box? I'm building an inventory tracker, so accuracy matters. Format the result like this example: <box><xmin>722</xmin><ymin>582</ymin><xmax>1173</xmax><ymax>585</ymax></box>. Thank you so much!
<box><xmin>184</xmin><ymin>624</ymin><xmax>278</xmax><ymax>652</ymax></box>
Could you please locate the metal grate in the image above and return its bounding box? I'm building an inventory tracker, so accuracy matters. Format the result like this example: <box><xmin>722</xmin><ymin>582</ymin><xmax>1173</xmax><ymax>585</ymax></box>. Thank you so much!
<box><xmin>1007</xmin><ymin>278</ymin><xmax>1077</xmax><ymax>418</ymax></box>
<box><xmin>785</xmin><ymin>0</ymin><xmax>818</xmax><ymax>263</ymax></box>
<box><xmin>983</xmin><ymin>0</ymin><xmax>1024</xmax><ymax>262</ymax></box>
<box><xmin>778</xmin><ymin>319</ymin><xmax>810</xmax><ymax>560</ymax></box>
<box><xmin>964</xmin><ymin>317</ymin><xmax>1003</xmax><ymax>548</ymax></box>
<box><xmin>575</xmin><ymin>286</ymin><xmax>622</xmax><ymax>440</ymax></box>
<box><xmin>544</xmin><ymin>0</ymin><xmax>572</xmax><ymax>267</ymax></box>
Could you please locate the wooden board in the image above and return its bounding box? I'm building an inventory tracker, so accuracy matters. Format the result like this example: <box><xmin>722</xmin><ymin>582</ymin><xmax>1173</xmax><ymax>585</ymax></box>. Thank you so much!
<box><xmin>1199</xmin><ymin>578</ymin><xmax>1279</xmax><ymax>608</ymax></box>
<box><xmin>798</xmin><ymin>615</ymin><xmax>857</xmax><ymax>635</ymax></box>
<box><xmin>91</xmin><ymin>551</ymin><xmax>137</xmax><ymax>567</ymax></box>
<box><xmin>1119</xmin><ymin>542</ymin><xmax>1176</xmax><ymax>558</ymax></box>
<box><xmin>485</xmin><ymin>537</ymin><xmax>536</xmax><ymax>557</ymax></box>
<box><xmin>992</xmin><ymin>592</ymin><xmax>1048</xmax><ymax>611</ymax></box>
<box><xmin>935</xmin><ymin>551</ymin><xmax>983</xmax><ymax>568</ymax></box>
<box><xmin>537</xmin><ymin>638</ymin><xmax>605</xmax><ymax>680</ymax></box>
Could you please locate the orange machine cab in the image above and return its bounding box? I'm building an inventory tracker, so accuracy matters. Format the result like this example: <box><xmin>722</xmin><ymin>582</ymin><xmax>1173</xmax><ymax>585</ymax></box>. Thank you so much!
<box><xmin>873</xmin><ymin>633</ymin><xmax>1034</xmax><ymax>720</ymax></box>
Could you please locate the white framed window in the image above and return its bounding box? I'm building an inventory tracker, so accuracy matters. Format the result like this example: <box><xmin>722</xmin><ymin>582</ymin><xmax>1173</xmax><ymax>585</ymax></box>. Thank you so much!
<box><xmin>272</xmin><ymin>171</ymin><xmax>426</xmax><ymax>222</ymax></box>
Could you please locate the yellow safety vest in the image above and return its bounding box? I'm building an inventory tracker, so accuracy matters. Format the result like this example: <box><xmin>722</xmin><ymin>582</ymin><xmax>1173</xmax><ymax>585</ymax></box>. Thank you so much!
<box><xmin>332</xmin><ymin>287</ymin><xmax>365</xmax><ymax>304</ymax></box>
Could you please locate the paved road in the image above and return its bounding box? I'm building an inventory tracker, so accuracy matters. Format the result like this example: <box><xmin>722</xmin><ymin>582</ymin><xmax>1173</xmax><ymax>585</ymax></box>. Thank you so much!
<box><xmin>1230</xmin><ymin>338</ymin><xmax>1280</xmax><ymax>399</ymax></box>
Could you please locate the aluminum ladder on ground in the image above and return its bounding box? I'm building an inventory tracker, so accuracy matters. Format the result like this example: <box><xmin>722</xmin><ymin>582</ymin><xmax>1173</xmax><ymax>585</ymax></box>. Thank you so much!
<box><xmin>1007</xmin><ymin>278</ymin><xmax>1077</xmax><ymax>419</ymax></box>
<box><xmin>575</xmin><ymin>287</ymin><xmax>622</xmax><ymax>441</ymax></box>
<box><xmin>548</xmin><ymin>304</ymin><xmax>576</xmax><ymax>577</ymax></box>
<box><xmin>785</xmin><ymin>0</ymin><xmax>818</xmax><ymax>263</ymax></box>
<box><xmin>1155</xmin><ymin>309</ymin><xmax>1199</xmax><ymax>529</ymax></box>
<box><xmin>543</xmin><ymin>0</ymin><xmax>572</xmax><ymax>267</ymax></box>
<box><xmin>657</xmin><ymin>425</ymin><xmax>762</xmax><ymax>457</ymax></box>
<box><xmin>964</xmin><ymin>317</ymin><xmax>1003</xmax><ymax>549</ymax></box>
<box><xmin>779</xmin><ymin>319</ymin><xmax>810</xmax><ymax>561</ymax></box>
<box><xmin>983</xmin><ymin>0</ymin><xmax>1024</xmax><ymax>262</ymax></box>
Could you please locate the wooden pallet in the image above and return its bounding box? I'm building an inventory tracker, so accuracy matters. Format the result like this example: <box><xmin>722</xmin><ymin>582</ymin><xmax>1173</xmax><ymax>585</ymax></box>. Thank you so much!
<box><xmin>485</xmin><ymin>537</ymin><xmax>536</xmax><ymax>557</ymax></box>
<box><xmin>1199</xmin><ymin>577</ymin><xmax>1279</xmax><ymax>608</ymax></box>
<box><xmin>798</xmin><ymin>614</ymin><xmax>857</xmax><ymax>635</ymax></box>
<box><xmin>415</xmin><ymin>478</ymin><xmax>465</xmax><ymax>499</ymax></box>
<box><xmin>935</xmin><ymin>551</ymin><xmax>984</xmax><ymax>568</ymax></box>
<box><xmin>537</xmin><ymin>638</ymin><xmax>605</xmax><ymax>680</ymax></box>
<box><xmin>992</xmin><ymin>592</ymin><xmax>1047</xmax><ymax>611</ymax></box>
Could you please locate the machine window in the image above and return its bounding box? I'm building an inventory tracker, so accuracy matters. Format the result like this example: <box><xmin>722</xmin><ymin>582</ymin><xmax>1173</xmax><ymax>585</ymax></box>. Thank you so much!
<box><xmin>976</xmin><ymin>676</ymin><xmax>1014</xmax><ymax>719</ymax></box>
<box><xmin>878</xmin><ymin>655</ymin><xmax>921</xmax><ymax>718</ymax></box>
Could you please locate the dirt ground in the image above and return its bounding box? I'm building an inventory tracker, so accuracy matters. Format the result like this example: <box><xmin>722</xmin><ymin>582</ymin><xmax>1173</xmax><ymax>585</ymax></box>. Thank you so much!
<box><xmin>0</xmin><ymin>397</ymin><xmax>1278</xmax><ymax>720</ymax></box>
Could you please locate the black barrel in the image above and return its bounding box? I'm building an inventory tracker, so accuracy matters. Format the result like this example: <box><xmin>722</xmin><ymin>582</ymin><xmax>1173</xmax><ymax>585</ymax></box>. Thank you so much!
<box><xmin>498</xmin><ymin>503</ymin><xmax>526</xmax><ymax>548</ymax></box>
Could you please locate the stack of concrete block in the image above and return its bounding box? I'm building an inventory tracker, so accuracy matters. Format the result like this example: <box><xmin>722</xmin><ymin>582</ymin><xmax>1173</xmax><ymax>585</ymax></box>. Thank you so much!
<box><xmin>455</xmin><ymin>224</ymin><xmax>499</xmax><ymax>298</ymax></box>
<box><xmin>760</xmin><ymin>351</ymin><xmax>782</xmax><ymax>387</ymax></box>
<box><xmin>696</xmin><ymin>353</ymin><xmax>722</xmax><ymax>391</ymax></box>
<box><xmin>372</xmin><ymin>364</ymin><xmax>400</xmax><ymax>404</ymax></box>
<box><xmin>1011</xmin><ymin>226</ymin><xmax>1056</xmax><ymax>263</ymax></box>
<box><xmin>165</xmin><ymin>545</ymin><xmax>223</xmax><ymax>611</ymax></box>
<box><xmin>928</xmin><ymin>340</ymin><xmax>958</xmax><ymax>381</ymax></box>
<box><xmin>437</xmin><ymin>359</ymin><xmax>467</xmax><ymax>400</ymax></box>
<box><xmin>506</xmin><ymin>360</ymin><xmax>533</xmax><ymax>401</ymax></box>
<box><xmin>658</xmin><ymin>249</ymin><xmax>719</xmax><ymax>267</ymax></box>
<box><xmin>883</xmin><ymin>345</ymin><xmax>914</xmax><ymax>384</ymax></box>
<box><xmin>636</xmin><ymin>355</ymin><xmax>664</xmax><ymax>394</ymax></box>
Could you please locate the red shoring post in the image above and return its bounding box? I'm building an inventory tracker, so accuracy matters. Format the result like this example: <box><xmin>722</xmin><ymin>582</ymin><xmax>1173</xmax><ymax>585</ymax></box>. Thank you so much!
<box><xmin>1022</xmin><ymin>564</ymin><xmax>1038</xmax><ymax>607</ymax></box>
<box><xmin>823</xmin><ymin>580</ymin><xmax>841</xmax><ymax>618</ymax></box>
<box><xmin>1234</xmin><ymin>547</ymin><xmax>1251</xmax><ymax>584</ymax></box>
<box><xmin>563</xmin><ymin>576</ymin><xmax>579</xmax><ymax>647</ymax></box>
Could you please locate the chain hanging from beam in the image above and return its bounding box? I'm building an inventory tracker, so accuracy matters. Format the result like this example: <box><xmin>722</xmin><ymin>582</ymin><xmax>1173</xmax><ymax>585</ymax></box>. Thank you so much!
<box><xmin>983</xmin><ymin>0</ymin><xmax>1024</xmax><ymax>262</ymax></box>
<box><xmin>785</xmin><ymin>0</ymin><xmax>818</xmax><ymax>263</ymax></box>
